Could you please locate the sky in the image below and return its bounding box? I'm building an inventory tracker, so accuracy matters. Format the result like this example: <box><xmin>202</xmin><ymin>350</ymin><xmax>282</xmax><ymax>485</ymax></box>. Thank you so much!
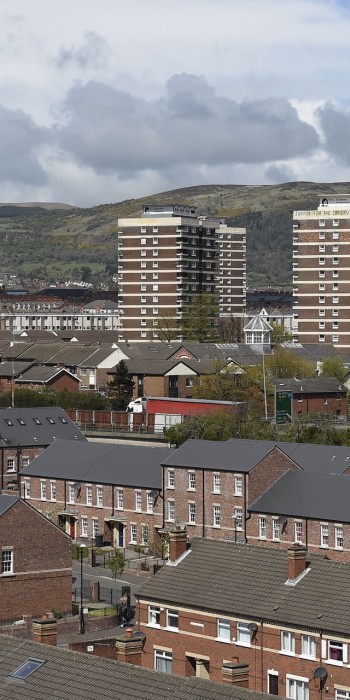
<box><xmin>2</xmin><ymin>0</ymin><xmax>350</xmax><ymax>207</ymax></box>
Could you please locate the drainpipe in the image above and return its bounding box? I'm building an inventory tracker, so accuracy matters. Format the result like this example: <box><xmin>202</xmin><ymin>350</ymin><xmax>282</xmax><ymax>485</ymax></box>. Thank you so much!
<box><xmin>111</xmin><ymin>484</ymin><xmax>115</xmax><ymax>517</ymax></box>
<box><xmin>64</xmin><ymin>480</ymin><xmax>67</xmax><ymax>509</ymax></box>
<box><xmin>162</xmin><ymin>468</ymin><xmax>165</xmax><ymax>529</ymax></box>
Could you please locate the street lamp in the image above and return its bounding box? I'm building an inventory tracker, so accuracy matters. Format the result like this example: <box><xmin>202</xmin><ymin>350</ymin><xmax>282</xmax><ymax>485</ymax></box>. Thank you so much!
<box><xmin>79</xmin><ymin>544</ymin><xmax>87</xmax><ymax>634</ymax></box>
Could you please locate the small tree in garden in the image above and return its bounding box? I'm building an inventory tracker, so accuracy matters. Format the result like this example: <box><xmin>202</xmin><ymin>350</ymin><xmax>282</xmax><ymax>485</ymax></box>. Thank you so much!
<box><xmin>108</xmin><ymin>360</ymin><xmax>134</xmax><ymax>410</ymax></box>
<box><xmin>107</xmin><ymin>548</ymin><xmax>125</xmax><ymax>581</ymax></box>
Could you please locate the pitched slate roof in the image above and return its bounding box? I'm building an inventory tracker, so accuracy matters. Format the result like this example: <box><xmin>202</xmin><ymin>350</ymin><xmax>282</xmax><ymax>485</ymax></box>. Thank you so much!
<box><xmin>21</xmin><ymin>440</ymin><xmax>171</xmax><ymax>488</ymax></box>
<box><xmin>0</xmin><ymin>408</ymin><xmax>86</xmax><ymax>447</ymax></box>
<box><xmin>0</xmin><ymin>634</ymin><xmax>283</xmax><ymax>700</ymax></box>
<box><xmin>138</xmin><ymin>538</ymin><xmax>350</xmax><ymax>636</ymax></box>
<box><xmin>16</xmin><ymin>366</ymin><xmax>79</xmax><ymax>384</ymax></box>
<box><xmin>227</xmin><ymin>438</ymin><xmax>350</xmax><ymax>475</ymax></box>
<box><xmin>0</xmin><ymin>493</ymin><xmax>19</xmax><ymax>516</ymax></box>
<box><xmin>274</xmin><ymin>377</ymin><xmax>347</xmax><ymax>393</ymax></box>
<box><xmin>161</xmin><ymin>439</ymin><xmax>276</xmax><ymax>472</ymax></box>
<box><xmin>249</xmin><ymin>470</ymin><xmax>350</xmax><ymax>522</ymax></box>
<box><xmin>0</xmin><ymin>361</ymin><xmax>33</xmax><ymax>377</ymax></box>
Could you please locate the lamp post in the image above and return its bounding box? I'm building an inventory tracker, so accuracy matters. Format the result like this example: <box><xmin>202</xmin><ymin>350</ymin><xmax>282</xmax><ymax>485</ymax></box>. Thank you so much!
<box><xmin>79</xmin><ymin>544</ymin><xmax>87</xmax><ymax>634</ymax></box>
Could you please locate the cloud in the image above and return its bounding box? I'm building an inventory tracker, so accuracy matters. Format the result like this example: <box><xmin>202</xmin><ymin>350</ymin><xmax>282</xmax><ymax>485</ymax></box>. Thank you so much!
<box><xmin>318</xmin><ymin>101</ymin><xmax>350</xmax><ymax>164</ymax></box>
<box><xmin>54</xmin><ymin>31</ymin><xmax>110</xmax><ymax>70</ymax></box>
<box><xmin>56</xmin><ymin>73</ymin><xmax>319</xmax><ymax>176</ymax></box>
<box><xmin>0</xmin><ymin>105</ymin><xmax>48</xmax><ymax>184</ymax></box>
<box><xmin>265</xmin><ymin>163</ymin><xmax>297</xmax><ymax>183</ymax></box>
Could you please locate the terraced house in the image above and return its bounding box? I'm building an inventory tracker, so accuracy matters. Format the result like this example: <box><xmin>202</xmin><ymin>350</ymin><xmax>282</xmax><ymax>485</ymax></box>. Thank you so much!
<box><xmin>137</xmin><ymin>534</ymin><xmax>350</xmax><ymax>700</ymax></box>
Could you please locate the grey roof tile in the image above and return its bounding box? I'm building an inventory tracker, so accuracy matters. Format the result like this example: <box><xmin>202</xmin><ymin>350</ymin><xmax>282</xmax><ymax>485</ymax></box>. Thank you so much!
<box><xmin>249</xmin><ymin>470</ymin><xmax>350</xmax><ymax>522</ymax></box>
<box><xmin>21</xmin><ymin>440</ymin><xmax>171</xmax><ymax>488</ymax></box>
<box><xmin>138</xmin><ymin>538</ymin><xmax>350</xmax><ymax>636</ymax></box>
<box><xmin>0</xmin><ymin>407</ymin><xmax>86</xmax><ymax>447</ymax></box>
<box><xmin>0</xmin><ymin>493</ymin><xmax>19</xmax><ymax>516</ymax></box>
<box><xmin>162</xmin><ymin>439</ymin><xmax>275</xmax><ymax>471</ymax></box>
<box><xmin>0</xmin><ymin>634</ymin><xmax>284</xmax><ymax>700</ymax></box>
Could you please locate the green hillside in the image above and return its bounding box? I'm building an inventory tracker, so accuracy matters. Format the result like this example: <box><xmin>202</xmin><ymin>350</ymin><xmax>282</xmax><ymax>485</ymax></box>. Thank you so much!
<box><xmin>0</xmin><ymin>181</ymin><xmax>348</xmax><ymax>289</ymax></box>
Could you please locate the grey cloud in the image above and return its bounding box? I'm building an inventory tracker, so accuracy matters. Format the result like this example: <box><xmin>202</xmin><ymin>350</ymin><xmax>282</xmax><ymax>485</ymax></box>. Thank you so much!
<box><xmin>54</xmin><ymin>31</ymin><xmax>109</xmax><ymax>69</ymax></box>
<box><xmin>318</xmin><ymin>102</ymin><xmax>350</xmax><ymax>163</ymax></box>
<box><xmin>56</xmin><ymin>73</ymin><xmax>319</xmax><ymax>175</ymax></box>
<box><xmin>265</xmin><ymin>163</ymin><xmax>296</xmax><ymax>183</ymax></box>
<box><xmin>0</xmin><ymin>106</ymin><xmax>48</xmax><ymax>184</ymax></box>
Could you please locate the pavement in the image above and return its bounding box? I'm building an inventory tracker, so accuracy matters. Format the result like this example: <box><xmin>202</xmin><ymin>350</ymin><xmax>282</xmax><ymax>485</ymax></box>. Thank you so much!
<box><xmin>60</xmin><ymin>557</ymin><xmax>154</xmax><ymax>646</ymax></box>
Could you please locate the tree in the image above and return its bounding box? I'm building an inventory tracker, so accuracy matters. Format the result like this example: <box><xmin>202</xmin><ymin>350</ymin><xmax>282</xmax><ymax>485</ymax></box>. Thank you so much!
<box><xmin>157</xmin><ymin>312</ymin><xmax>179</xmax><ymax>343</ymax></box>
<box><xmin>269</xmin><ymin>322</ymin><xmax>293</xmax><ymax>344</ymax></box>
<box><xmin>320</xmin><ymin>356</ymin><xmax>346</xmax><ymax>382</ymax></box>
<box><xmin>107</xmin><ymin>548</ymin><xmax>125</xmax><ymax>581</ymax></box>
<box><xmin>165</xmin><ymin>411</ymin><xmax>278</xmax><ymax>447</ymax></box>
<box><xmin>182</xmin><ymin>293</ymin><xmax>219</xmax><ymax>342</ymax></box>
<box><xmin>217</xmin><ymin>316</ymin><xmax>243</xmax><ymax>343</ymax></box>
<box><xmin>195</xmin><ymin>361</ymin><xmax>243</xmax><ymax>401</ymax></box>
<box><xmin>80</xmin><ymin>265</ymin><xmax>92</xmax><ymax>282</ymax></box>
<box><xmin>108</xmin><ymin>360</ymin><xmax>134</xmax><ymax>411</ymax></box>
<box><xmin>264</xmin><ymin>346</ymin><xmax>315</xmax><ymax>380</ymax></box>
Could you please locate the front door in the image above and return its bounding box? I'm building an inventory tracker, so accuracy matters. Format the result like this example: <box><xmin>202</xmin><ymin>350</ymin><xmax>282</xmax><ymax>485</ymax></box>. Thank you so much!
<box><xmin>69</xmin><ymin>517</ymin><xmax>75</xmax><ymax>539</ymax></box>
<box><xmin>268</xmin><ymin>673</ymin><xmax>279</xmax><ymax>695</ymax></box>
<box><xmin>118</xmin><ymin>523</ymin><xmax>124</xmax><ymax>547</ymax></box>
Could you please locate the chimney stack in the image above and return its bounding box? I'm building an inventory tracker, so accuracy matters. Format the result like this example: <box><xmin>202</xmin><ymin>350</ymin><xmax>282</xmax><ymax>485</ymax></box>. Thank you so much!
<box><xmin>32</xmin><ymin>613</ymin><xmax>57</xmax><ymax>646</ymax></box>
<box><xmin>169</xmin><ymin>524</ymin><xmax>187</xmax><ymax>562</ymax></box>
<box><xmin>287</xmin><ymin>544</ymin><xmax>307</xmax><ymax>581</ymax></box>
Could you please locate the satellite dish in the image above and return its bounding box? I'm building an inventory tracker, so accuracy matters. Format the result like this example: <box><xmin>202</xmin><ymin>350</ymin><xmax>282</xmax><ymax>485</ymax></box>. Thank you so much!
<box><xmin>174</xmin><ymin>518</ymin><xmax>186</xmax><ymax>529</ymax></box>
<box><xmin>314</xmin><ymin>668</ymin><xmax>328</xmax><ymax>680</ymax></box>
<box><xmin>248</xmin><ymin>623</ymin><xmax>258</xmax><ymax>633</ymax></box>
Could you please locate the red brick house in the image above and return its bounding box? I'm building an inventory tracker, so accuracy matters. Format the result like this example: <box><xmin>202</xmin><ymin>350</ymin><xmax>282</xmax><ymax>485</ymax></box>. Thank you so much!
<box><xmin>275</xmin><ymin>377</ymin><xmax>347</xmax><ymax>420</ymax></box>
<box><xmin>15</xmin><ymin>366</ymin><xmax>81</xmax><ymax>392</ymax></box>
<box><xmin>0</xmin><ymin>493</ymin><xmax>72</xmax><ymax>622</ymax></box>
<box><xmin>0</xmin><ymin>407</ymin><xmax>87</xmax><ymax>492</ymax></box>
<box><xmin>137</xmin><ymin>534</ymin><xmax>350</xmax><ymax>700</ymax></box>
<box><xmin>20</xmin><ymin>440</ymin><xmax>171</xmax><ymax>548</ymax></box>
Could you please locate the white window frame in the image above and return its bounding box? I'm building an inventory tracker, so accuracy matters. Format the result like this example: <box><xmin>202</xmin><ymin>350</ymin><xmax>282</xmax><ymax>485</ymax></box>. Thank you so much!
<box><xmin>1</xmin><ymin>548</ymin><xmax>13</xmax><ymax>575</ymax></box>
<box><xmin>147</xmin><ymin>493</ymin><xmax>154</xmax><ymax>514</ymax></box>
<box><xmin>281</xmin><ymin>630</ymin><xmax>295</xmax><ymax>655</ymax></box>
<box><xmin>50</xmin><ymin>481</ymin><xmax>56</xmax><ymax>502</ymax></box>
<box><xmin>81</xmin><ymin>516</ymin><xmax>88</xmax><ymax>538</ymax></box>
<box><xmin>68</xmin><ymin>483</ymin><xmax>75</xmax><ymax>504</ymax></box>
<box><xmin>24</xmin><ymin>480</ymin><xmax>30</xmax><ymax>499</ymax></box>
<box><xmin>234</xmin><ymin>475</ymin><xmax>243</xmax><ymax>496</ymax></box>
<box><xmin>188</xmin><ymin>471</ymin><xmax>196</xmax><ymax>491</ymax></box>
<box><xmin>321</xmin><ymin>523</ymin><xmax>329</xmax><ymax>547</ymax></box>
<box><xmin>188</xmin><ymin>502</ymin><xmax>196</xmax><ymax>524</ymax></box>
<box><xmin>166</xmin><ymin>609</ymin><xmax>179</xmax><ymax>630</ymax></box>
<box><xmin>154</xmin><ymin>649</ymin><xmax>172</xmax><ymax>673</ymax></box>
<box><xmin>234</xmin><ymin>507</ymin><xmax>243</xmax><ymax>531</ymax></box>
<box><xmin>148</xmin><ymin>605</ymin><xmax>161</xmax><ymax>627</ymax></box>
<box><xmin>272</xmin><ymin>518</ymin><xmax>280</xmax><ymax>541</ymax></box>
<box><xmin>294</xmin><ymin>521</ymin><xmax>303</xmax><ymax>544</ymax></box>
<box><xmin>259</xmin><ymin>516</ymin><xmax>267</xmax><ymax>539</ymax></box>
<box><xmin>92</xmin><ymin>518</ymin><xmax>99</xmax><ymax>540</ymax></box>
<box><xmin>86</xmin><ymin>485</ymin><xmax>93</xmax><ymax>506</ymax></box>
<box><xmin>335</xmin><ymin>525</ymin><xmax>344</xmax><ymax>549</ymax></box>
<box><xmin>286</xmin><ymin>675</ymin><xmax>309</xmax><ymax>700</ymax></box>
<box><xmin>117</xmin><ymin>489</ymin><xmax>124</xmax><ymax>510</ymax></box>
<box><xmin>301</xmin><ymin>634</ymin><xmax>316</xmax><ymax>659</ymax></box>
<box><xmin>96</xmin><ymin>486</ymin><xmax>103</xmax><ymax>507</ymax></box>
<box><xmin>213</xmin><ymin>505</ymin><xmax>221</xmax><ymax>528</ymax></box>
<box><xmin>130</xmin><ymin>524</ymin><xmax>137</xmax><ymax>544</ymax></box>
<box><xmin>213</xmin><ymin>473</ymin><xmax>221</xmax><ymax>493</ymax></box>
<box><xmin>217</xmin><ymin>618</ymin><xmax>230</xmax><ymax>642</ymax></box>
<box><xmin>167</xmin><ymin>470</ymin><xmax>175</xmax><ymax>489</ymax></box>
<box><xmin>40</xmin><ymin>480</ymin><xmax>47</xmax><ymax>501</ymax></box>
<box><xmin>167</xmin><ymin>499</ymin><xmax>175</xmax><ymax>522</ymax></box>
<box><xmin>237</xmin><ymin>622</ymin><xmax>251</xmax><ymax>646</ymax></box>
<box><xmin>6</xmin><ymin>457</ymin><xmax>15</xmax><ymax>473</ymax></box>
<box><xmin>327</xmin><ymin>639</ymin><xmax>347</xmax><ymax>664</ymax></box>
<box><xmin>135</xmin><ymin>491</ymin><xmax>142</xmax><ymax>512</ymax></box>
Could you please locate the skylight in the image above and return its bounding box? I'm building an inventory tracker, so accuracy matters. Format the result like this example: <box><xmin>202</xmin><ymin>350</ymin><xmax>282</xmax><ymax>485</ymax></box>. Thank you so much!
<box><xmin>10</xmin><ymin>658</ymin><xmax>46</xmax><ymax>679</ymax></box>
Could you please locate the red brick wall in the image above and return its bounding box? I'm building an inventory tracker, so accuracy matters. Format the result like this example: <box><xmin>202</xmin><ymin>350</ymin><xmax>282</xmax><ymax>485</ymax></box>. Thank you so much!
<box><xmin>0</xmin><ymin>446</ymin><xmax>44</xmax><ymax>491</ymax></box>
<box><xmin>0</xmin><ymin>499</ymin><xmax>72</xmax><ymax>621</ymax></box>
<box><xmin>138</xmin><ymin>600</ymin><xmax>350</xmax><ymax>698</ymax></box>
<box><xmin>248</xmin><ymin>448</ymin><xmax>301</xmax><ymax>505</ymax></box>
<box><xmin>25</xmin><ymin>477</ymin><xmax>163</xmax><ymax>551</ymax></box>
<box><xmin>247</xmin><ymin>513</ymin><xmax>350</xmax><ymax>561</ymax></box>
<box><xmin>293</xmin><ymin>394</ymin><xmax>347</xmax><ymax>418</ymax></box>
